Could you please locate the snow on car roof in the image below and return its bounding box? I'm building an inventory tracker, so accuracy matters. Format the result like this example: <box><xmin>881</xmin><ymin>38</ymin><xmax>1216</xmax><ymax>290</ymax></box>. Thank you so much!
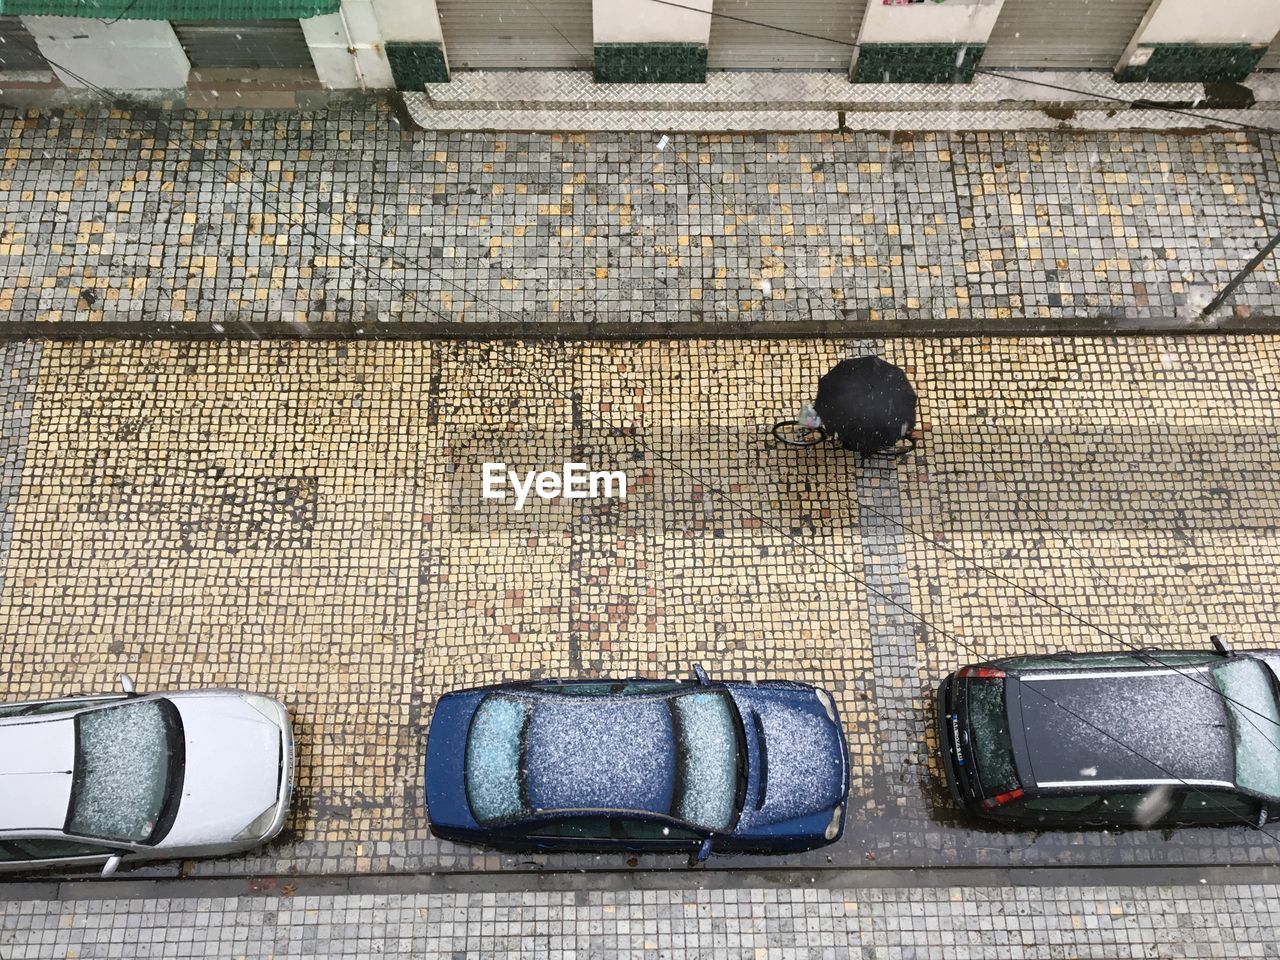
<box><xmin>1018</xmin><ymin>669</ymin><xmax>1233</xmax><ymax>788</ymax></box>
<box><xmin>524</xmin><ymin>696</ymin><xmax>676</xmax><ymax>816</ymax></box>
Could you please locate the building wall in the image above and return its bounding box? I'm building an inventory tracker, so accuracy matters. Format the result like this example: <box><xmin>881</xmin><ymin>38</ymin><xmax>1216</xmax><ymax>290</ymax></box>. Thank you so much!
<box><xmin>1117</xmin><ymin>0</ymin><xmax>1280</xmax><ymax>81</ymax></box>
<box><xmin>303</xmin><ymin>2</ymin><xmax>395</xmax><ymax>89</ymax></box>
<box><xmin>14</xmin><ymin>0</ymin><xmax>1280</xmax><ymax>93</ymax></box>
<box><xmin>852</xmin><ymin>0</ymin><xmax>1006</xmax><ymax>83</ymax></box>
<box><xmin>592</xmin><ymin>0</ymin><xmax>710</xmax><ymax>82</ymax></box>
<box><xmin>373</xmin><ymin>0</ymin><xmax>448</xmax><ymax>87</ymax></box>
<box><xmin>22</xmin><ymin>17</ymin><xmax>190</xmax><ymax>90</ymax></box>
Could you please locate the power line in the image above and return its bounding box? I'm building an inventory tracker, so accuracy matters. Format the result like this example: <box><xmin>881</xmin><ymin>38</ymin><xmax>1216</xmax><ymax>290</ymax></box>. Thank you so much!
<box><xmin>15</xmin><ymin>29</ymin><xmax>1280</xmax><ymax>845</ymax></box>
<box><xmin>49</xmin><ymin>41</ymin><xmax>1280</xmax><ymax>739</ymax></box>
<box><xmin>648</xmin><ymin>134</ymin><xmax>1280</xmax><ymax>736</ymax></box>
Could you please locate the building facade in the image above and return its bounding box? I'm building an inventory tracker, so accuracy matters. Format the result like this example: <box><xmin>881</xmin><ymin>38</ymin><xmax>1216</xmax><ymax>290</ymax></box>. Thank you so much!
<box><xmin>0</xmin><ymin>0</ymin><xmax>1278</xmax><ymax>93</ymax></box>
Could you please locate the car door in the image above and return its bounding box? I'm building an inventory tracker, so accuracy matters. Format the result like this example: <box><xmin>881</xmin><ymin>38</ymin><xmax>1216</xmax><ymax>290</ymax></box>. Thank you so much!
<box><xmin>0</xmin><ymin>838</ymin><xmax>127</xmax><ymax>873</ymax></box>
<box><xmin>1170</xmin><ymin>789</ymin><xmax>1263</xmax><ymax>827</ymax></box>
<box><xmin>0</xmin><ymin>695</ymin><xmax>125</xmax><ymax>719</ymax></box>
<box><xmin>1015</xmin><ymin>791</ymin><xmax>1165</xmax><ymax>828</ymax></box>
<box><xmin>521</xmin><ymin>815</ymin><xmax>616</xmax><ymax>851</ymax></box>
<box><xmin>610</xmin><ymin>815</ymin><xmax>706</xmax><ymax>852</ymax></box>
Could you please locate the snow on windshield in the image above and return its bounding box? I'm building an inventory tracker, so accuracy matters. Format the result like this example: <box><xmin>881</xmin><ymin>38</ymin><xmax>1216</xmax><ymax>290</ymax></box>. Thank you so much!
<box><xmin>68</xmin><ymin>701</ymin><xmax>173</xmax><ymax>843</ymax></box>
<box><xmin>672</xmin><ymin>693</ymin><xmax>739</xmax><ymax>830</ymax></box>
<box><xmin>1212</xmin><ymin>659</ymin><xmax>1280</xmax><ymax>799</ymax></box>
<box><xmin>465</xmin><ymin>695</ymin><xmax>532</xmax><ymax>824</ymax></box>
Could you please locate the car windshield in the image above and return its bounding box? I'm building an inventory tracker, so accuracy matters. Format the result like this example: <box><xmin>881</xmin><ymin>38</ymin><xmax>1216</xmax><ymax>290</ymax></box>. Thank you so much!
<box><xmin>670</xmin><ymin>692</ymin><xmax>742</xmax><ymax>831</ymax></box>
<box><xmin>465</xmin><ymin>695</ymin><xmax>533</xmax><ymax>824</ymax></box>
<box><xmin>1212</xmin><ymin>659</ymin><xmax>1280</xmax><ymax>800</ymax></box>
<box><xmin>67</xmin><ymin>699</ymin><xmax>183</xmax><ymax>844</ymax></box>
<box><xmin>966</xmin><ymin>677</ymin><xmax>1020</xmax><ymax>796</ymax></box>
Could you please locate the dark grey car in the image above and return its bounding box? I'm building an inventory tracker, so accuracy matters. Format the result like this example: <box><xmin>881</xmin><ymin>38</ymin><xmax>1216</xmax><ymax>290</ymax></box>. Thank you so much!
<box><xmin>937</xmin><ymin>638</ymin><xmax>1280</xmax><ymax>828</ymax></box>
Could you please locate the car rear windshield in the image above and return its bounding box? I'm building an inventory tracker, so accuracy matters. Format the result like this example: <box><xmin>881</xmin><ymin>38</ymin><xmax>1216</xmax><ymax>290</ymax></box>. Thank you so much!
<box><xmin>465</xmin><ymin>695</ymin><xmax>533</xmax><ymax>824</ymax></box>
<box><xmin>966</xmin><ymin>677</ymin><xmax>1020</xmax><ymax>796</ymax></box>
<box><xmin>67</xmin><ymin>699</ymin><xmax>183</xmax><ymax>844</ymax></box>
<box><xmin>1212</xmin><ymin>658</ymin><xmax>1280</xmax><ymax>800</ymax></box>
<box><xmin>669</xmin><ymin>692</ymin><xmax>742</xmax><ymax>831</ymax></box>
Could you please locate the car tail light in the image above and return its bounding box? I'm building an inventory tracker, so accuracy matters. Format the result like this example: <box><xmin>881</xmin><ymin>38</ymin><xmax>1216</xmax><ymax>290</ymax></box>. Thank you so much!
<box><xmin>958</xmin><ymin>666</ymin><xmax>1006</xmax><ymax>679</ymax></box>
<box><xmin>981</xmin><ymin>788</ymin><xmax>1024</xmax><ymax>810</ymax></box>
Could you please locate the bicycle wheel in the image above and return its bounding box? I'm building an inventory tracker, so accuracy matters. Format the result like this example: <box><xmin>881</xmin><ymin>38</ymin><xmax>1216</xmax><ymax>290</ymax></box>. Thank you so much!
<box><xmin>772</xmin><ymin>420</ymin><xmax>828</xmax><ymax>447</ymax></box>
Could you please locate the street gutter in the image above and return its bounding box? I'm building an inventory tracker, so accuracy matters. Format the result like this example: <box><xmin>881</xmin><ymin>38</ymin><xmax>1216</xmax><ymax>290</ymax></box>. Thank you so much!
<box><xmin>0</xmin><ymin>316</ymin><xmax>1274</xmax><ymax>341</ymax></box>
<box><xmin>3</xmin><ymin>863</ymin><xmax>1279</xmax><ymax>903</ymax></box>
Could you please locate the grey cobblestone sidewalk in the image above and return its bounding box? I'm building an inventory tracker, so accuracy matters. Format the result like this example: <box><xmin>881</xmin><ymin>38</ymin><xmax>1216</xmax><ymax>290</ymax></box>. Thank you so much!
<box><xmin>2</xmin><ymin>882</ymin><xmax>1276</xmax><ymax>958</ymax></box>
<box><xmin>1</xmin><ymin>107</ymin><xmax>1279</xmax><ymax>334</ymax></box>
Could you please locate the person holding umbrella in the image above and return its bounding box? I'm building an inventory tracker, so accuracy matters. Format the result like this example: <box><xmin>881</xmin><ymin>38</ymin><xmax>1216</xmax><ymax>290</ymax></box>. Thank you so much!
<box><xmin>775</xmin><ymin>355</ymin><xmax>917</xmax><ymax>457</ymax></box>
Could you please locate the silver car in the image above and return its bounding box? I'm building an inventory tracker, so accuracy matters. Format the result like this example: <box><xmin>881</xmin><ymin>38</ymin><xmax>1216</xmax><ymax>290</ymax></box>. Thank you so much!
<box><xmin>0</xmin><ymin>676</ymin><xmax>294</xmax><ymax>875</ymax></box>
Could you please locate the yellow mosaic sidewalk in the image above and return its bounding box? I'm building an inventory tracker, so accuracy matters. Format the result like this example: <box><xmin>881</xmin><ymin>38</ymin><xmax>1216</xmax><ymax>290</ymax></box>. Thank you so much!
<box><xmin>0</xmin><ymin>337</ymin><xmax>1276</xmax><ymax>850</ymax></box>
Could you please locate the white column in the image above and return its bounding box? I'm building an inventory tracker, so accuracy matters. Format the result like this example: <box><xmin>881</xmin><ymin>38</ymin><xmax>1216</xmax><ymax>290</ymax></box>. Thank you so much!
<box><xmin>592</xmin><ymin>0</ymin><xmax>711</xmax><ymax>45</ymax></box>
<box><xmin>855</xmin><ymin>0</ymin><xmax>1007</xmax><ymax>46</ymax></box>
<box><xmin>302</xmin><ymin>0</ymin><xmax>395</xmax><ymax>90</ymax></box>
<box><xmin>372</xmin><ymin>0</ymin><xmax>444</xmax><ymax>44</ymax></box>
<box><xmin>1118</xmin><ymin>0</ymin><xmax>1280</xmax><ymax>73</ymax></box>
<box><xmin>851</xmin><ymin>0</ymin><xmax>1007</xmax><ymax>82</ymax></box>
<box><xmin>21</xmin><ymin>17</ymin><xmax>189</xmax><ymax>90</ymax></box>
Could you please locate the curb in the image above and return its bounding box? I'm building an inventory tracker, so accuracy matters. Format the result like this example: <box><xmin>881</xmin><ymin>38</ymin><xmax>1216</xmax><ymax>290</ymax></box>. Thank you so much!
<box><xmin>4</xmin><ymin>862</ymin><xmax>1280</xmax><ymax>903</ymax></box>
<box><xmin>0</xmin><ymin>316</ymin><xmax>1271</xmax><ymax>341</ymax></box>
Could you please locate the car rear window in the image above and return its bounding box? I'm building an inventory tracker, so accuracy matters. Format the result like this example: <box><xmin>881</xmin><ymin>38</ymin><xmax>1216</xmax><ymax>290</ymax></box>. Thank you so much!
<box><xmin>670</xmin><ymin>692</ymin><xmax>741</xmax><ymax>831</ymax></box>
<box><xmin>966</xmin><ymin>678</ymin><xmax>1020</xmax><ymax>796</ymax></box>
<box><xmin>465</xmin><ymin>695</ymin><xmax>532</xmax><ymax>824</ymax></box>
<box><xmin>67</xmin><ymin>700</ymin><xmax>182</xmax><ymax>844</ymax></box>
<box><xmin>1212</xmin><ymin>659</ymin><xmax>1280</xmax><ymax>800</ymax></box>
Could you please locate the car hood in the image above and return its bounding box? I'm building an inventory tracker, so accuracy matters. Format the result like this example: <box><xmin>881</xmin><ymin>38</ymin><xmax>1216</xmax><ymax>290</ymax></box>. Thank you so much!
<box><xmin>0</xmin><ymin>717</ymin><xmax>75</xmax><ymax>832</ymax></box>
<box><xmin>726</xmin><ymin>683</ymin><xmax>848</xmax><ymax>833</ymax></box>
<box><xmin>424</xmin><ymin>691</ymin><xmax>487</xmax><ymax>832</ymax></box>
<box><xmin>158</xmin><ymin>694</ymin><xmax>284</xmax><ymax>849</ymax></box>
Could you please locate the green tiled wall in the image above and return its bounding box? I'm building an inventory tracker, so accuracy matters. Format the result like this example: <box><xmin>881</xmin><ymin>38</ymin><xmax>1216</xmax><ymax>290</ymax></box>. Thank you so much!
<box><xmin>593</xmin><ymin>42</ymin><xmax>707</xmax><ymax>83</ymax></box>
<box><xmin>851</xmin><ymin>43</ymin><xmax>984</xmax><ymax>84</ymax></box>
<box><xmin>0</xmin><ymin>0</ymin><xmax>336</xmax><ymax>16</ymax></box>
<box><xmin>385</xmin><ymin>41</ymin><xmax>449</xmax><ymax>88</ymax></box>
<box><xmin>1115</xmin><ymin>43</ymin><xmax>1268</xmax><ymax>83</ymax></box>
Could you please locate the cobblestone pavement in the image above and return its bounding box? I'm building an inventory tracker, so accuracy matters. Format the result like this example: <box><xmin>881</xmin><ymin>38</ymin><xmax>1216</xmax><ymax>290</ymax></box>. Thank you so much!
<box><xmin>2</xmin><ymin>107</ymin><xmax>1280</xmax><ymax>332</ymax></box>
<box><xmin>2</xmin><ymin>881</ymin><xmax>1277</xmax><ymax>958</ymax></box>
<box><xmin>0</xmin><ymin>335</ymin><xmax>1277</xmax><ymax>878</ymax></box>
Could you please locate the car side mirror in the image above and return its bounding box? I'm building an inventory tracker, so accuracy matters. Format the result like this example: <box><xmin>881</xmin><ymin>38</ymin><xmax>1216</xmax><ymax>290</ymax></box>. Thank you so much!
<box><xmin>119</xmin><ymin>674</ymin><xmax>136</xmax><ymax>697</ymax></box>
<box><xmin>692</xmin><ymin>664</ymin><xmax>710</xmax><ymax>686</ymax></box>
<box><xmin>694</xmin><ymin>837</ymin><xmax>713</xmax><ymax>863</ymax></box>
<box><xmin>1210</xmin><ymin>634</ymin><xmax>1232</xmax><ymax>656</ymax></box>
<box><xmin>101</xmin><ymin>854</ymin><xmax>123</xmax><ymax>877</ymax></box>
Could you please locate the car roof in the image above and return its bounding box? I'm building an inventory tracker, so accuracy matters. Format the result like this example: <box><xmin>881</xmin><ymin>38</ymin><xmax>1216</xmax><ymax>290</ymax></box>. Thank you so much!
<box><xmin>521</xmin><ymin>693</ymin><xmax>677</xmax><ymax>816</ymax></box>
<box><xmin>0</xmin><ymin>716</ymin><xmax>75</xmax><ymax>832</ymax></box>
<box><xmin>1015</xmin><ymin>665</ymin><xmax>1234</xmax><ymax>790</ymax></box>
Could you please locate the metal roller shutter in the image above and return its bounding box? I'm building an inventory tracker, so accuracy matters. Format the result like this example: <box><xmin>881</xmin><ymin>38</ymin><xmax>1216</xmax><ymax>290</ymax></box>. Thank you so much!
<box><xmin>0</xmin><ymin>16</ymin><xmax>47</xmax><ymax>71</ymax></box>
<box><xmin>437</xmin><ymin>0</ymin><xmax>593</xmax><ymax>70</ymax></box>
<box><xmin>708</xmin><ymin>0</ymin><xmax>867</xmax><ymax>71</ymax></box>
<box><xmin>173</xmin><ymin>20</ymin><xmax>314</xmax><ymax>70</ymax></box>
<box><xmin>982</xmin><ymin>0</ymin><xmax>1153</xmax><ymax>70</ymax></box>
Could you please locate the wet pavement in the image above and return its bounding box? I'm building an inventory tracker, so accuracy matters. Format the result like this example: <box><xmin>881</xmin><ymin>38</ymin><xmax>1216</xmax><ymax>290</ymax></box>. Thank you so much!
<box><xmin>0</xmin><ymin>335</ymin><xmax>1276</xmax><ymax>878</ymax></box>
<box><xmin>4</xmin><ymin>877</ymin><xmax>1278</xmax><ymax>958</ymax></box>
<box><xmin>1</xmin><ymin>106</ymin><xmax>1280</xmax><ymax>336</ymax></box>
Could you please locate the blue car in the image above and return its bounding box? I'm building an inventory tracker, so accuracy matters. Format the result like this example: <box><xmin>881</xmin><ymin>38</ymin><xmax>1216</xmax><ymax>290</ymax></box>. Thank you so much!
<box><xmin>424</xmin><ymin>665</ymin><xmax>849</xmax><ymax>859</ymax></box>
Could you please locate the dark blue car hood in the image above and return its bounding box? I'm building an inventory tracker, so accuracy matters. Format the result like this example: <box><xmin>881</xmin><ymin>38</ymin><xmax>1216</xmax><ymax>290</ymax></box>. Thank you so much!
<box><xmin>424</xmin><ymin>691</ymin><xmax>486</xmax><ymax>831</ymax></box>
<box><xmin>726</xmin><ymin>683</ymin><xmax>848</xmax><ymax>834</ymax></box>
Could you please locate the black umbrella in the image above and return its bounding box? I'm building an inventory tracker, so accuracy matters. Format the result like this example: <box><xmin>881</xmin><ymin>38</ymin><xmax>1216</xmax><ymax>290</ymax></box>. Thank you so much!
<box><xmin>814</xmin><ymin>356</ymin><xmax>917</xmax><ymax>456</ymax></box>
